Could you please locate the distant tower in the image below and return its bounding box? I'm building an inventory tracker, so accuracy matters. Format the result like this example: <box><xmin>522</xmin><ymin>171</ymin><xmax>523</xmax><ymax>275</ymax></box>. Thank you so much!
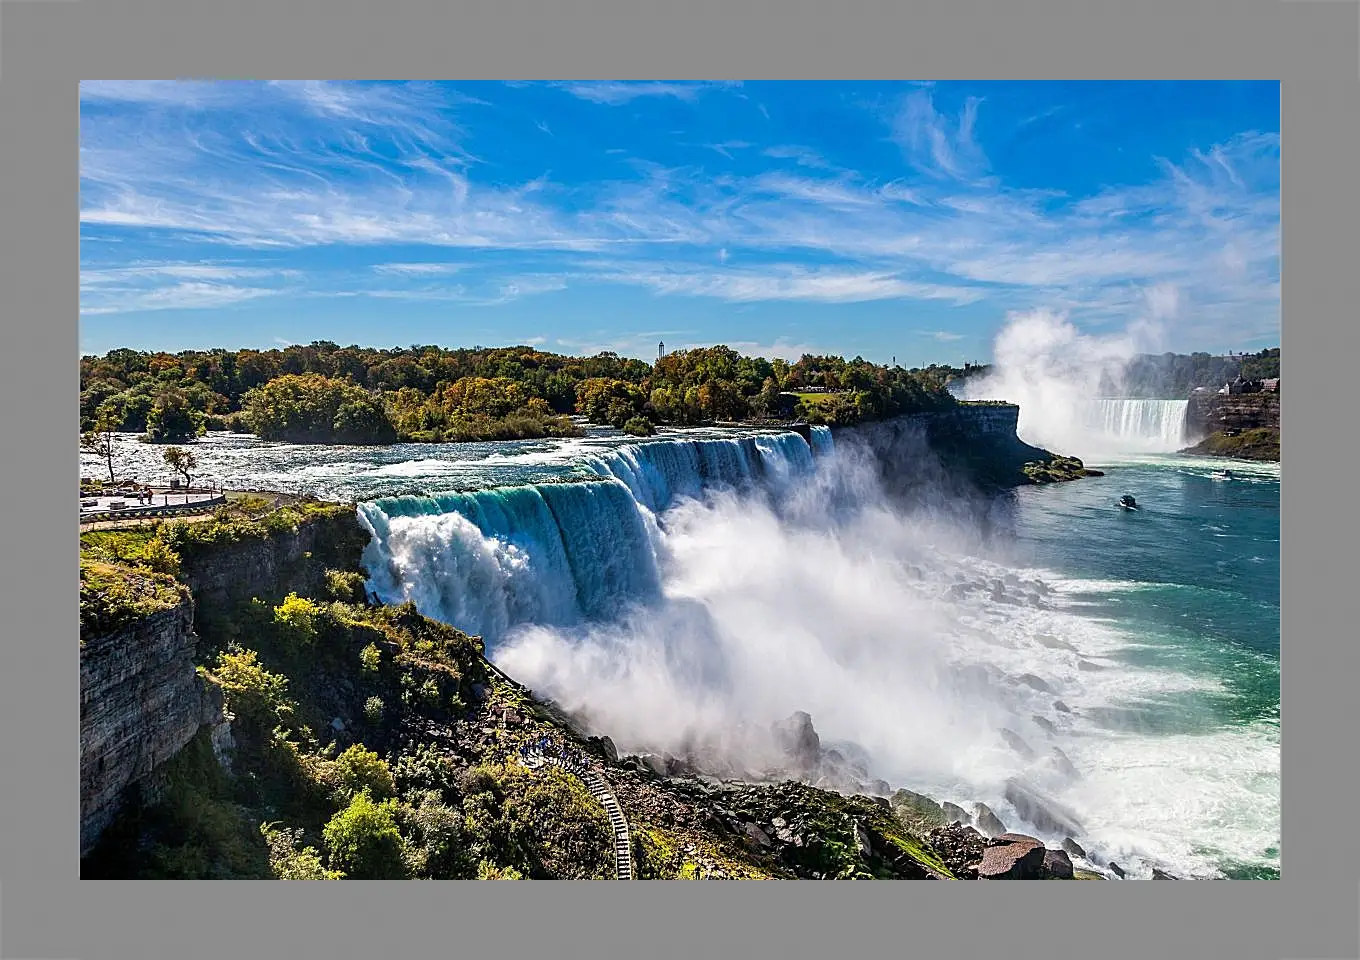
<box><xmin>658</xmin><ymin>340</ymin><xmax>666</xmax><ymax>360</ymax></box>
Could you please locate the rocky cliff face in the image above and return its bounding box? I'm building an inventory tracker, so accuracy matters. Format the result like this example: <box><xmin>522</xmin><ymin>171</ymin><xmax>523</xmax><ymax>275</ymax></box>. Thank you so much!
<box><xmin>79</xmin><ymin>598</ymin><xmax>223</xmax><ymax>857</ymax></box>
<box><xmin>180</xmin><ymin>510</ymin><xmax>369</xmax><ymax>616</ymax></box>
<box><xmin>80</xmin><ymin>508</ymin><xmax>368</xmax><ymax>858</ymax></box>
<box><xmin>1187</xmin><ymin>393</ymin><xmax>1280</xmax><ymax>436</ymax></box>
<box><xmin>831</xmin><ymin>403</ymin><xmax>1073</xmax><ymax>500</ymax></box>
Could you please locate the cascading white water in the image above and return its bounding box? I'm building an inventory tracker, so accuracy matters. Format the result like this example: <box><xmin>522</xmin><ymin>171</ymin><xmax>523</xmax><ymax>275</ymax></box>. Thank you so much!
<box><xmin>358</xmin><ymin>431</ymin><xmax>820</xmax><ymax>642</ymax></box>
<box><xmin>357</xmin><ymin>423</ymin><xmax>1278</xmax><ymax>880</ymax></box>
<box><xmin>1075</xmin><ymin>398</ymin><xmax>1191</xmax><ymax>453</ymax></box>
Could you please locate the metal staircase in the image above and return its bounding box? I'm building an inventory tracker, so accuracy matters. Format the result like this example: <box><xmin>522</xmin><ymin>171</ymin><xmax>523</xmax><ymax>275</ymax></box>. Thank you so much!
<box><xmin>521</xmin><ymin>744</ymin><xmax>633</xmax><ymax>880</ymax></box>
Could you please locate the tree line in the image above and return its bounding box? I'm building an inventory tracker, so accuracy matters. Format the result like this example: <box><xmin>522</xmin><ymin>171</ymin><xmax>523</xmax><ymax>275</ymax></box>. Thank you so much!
<box><xmin>80</xmin><ymin>342</ymin><xmax>966</xmax><ymax>445</ymax></box>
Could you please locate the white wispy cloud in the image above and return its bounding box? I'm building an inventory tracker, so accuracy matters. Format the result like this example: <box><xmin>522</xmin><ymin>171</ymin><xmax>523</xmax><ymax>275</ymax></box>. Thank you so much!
<box><xmin>372</xmin><ymin>262</ymin><xmax>466</xmax><ymax>276</ymax></box>
<box><xmin>556</xmin><ymin>81</ymin><xmax>718</xmax><ymax>105</ymax></box>
<box><xmin>78</xmin><ymin>82</ymin><xmax>1279</xmax><ymax>343</ymax></box>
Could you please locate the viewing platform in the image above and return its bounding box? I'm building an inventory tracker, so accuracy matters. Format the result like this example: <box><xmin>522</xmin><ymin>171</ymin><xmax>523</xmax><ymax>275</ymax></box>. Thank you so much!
<box><xmin>79</xmin><ymin>484</ymin><xmax>227</xmax><ymax>524</ymax></box>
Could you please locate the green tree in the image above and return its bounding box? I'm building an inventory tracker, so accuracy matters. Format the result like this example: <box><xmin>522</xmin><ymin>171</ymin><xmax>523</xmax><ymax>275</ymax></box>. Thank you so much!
<box><xmin>162</xmin><ymin>446</ymin><xmax>198</xmax><ymax>488</ymax></box>
<box><xmin>81</xmin><ymin>403</ymin><xmax>121</xmax><ymax>483</ymax></box>
<box><xmin>322</xmin><ymin>793</ymin><xmax>409</xmax><ymax>879</ymax></box>
<box><xmin>144</xmin><ymin>387</ymin><xmax>206</xmax><ymax>443</ymax></box>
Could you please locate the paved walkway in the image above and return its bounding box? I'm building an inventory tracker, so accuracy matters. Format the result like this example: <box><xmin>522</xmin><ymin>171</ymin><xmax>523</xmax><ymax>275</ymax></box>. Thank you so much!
<box><xmin>79</xmin><ymin>488</ymin><xmax>225</xmax><ymax>523</ymax></box>
<box><xmin>521</xmin><ymin>743</ymin><xmax>633</xmax><ymax>880</ymax></box>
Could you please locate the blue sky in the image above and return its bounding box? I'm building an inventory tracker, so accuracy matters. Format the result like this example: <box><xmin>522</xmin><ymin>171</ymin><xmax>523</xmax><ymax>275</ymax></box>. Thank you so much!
<box><xmin>79</xmin><ymin>80</ymin><xmax>1280</xmax><ymax>365</ymax></box>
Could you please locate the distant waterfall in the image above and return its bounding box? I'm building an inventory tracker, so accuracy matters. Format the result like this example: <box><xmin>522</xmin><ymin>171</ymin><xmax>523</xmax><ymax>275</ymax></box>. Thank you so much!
<box><xmin>358</xmin><ymin>430</ymin><xmax>826</xmax><ymax>642</ymax></box>
<box><xmin>1076</xmin><ymin>398</ymin><xmax>1190</xmax><ymax>453</ymax></box>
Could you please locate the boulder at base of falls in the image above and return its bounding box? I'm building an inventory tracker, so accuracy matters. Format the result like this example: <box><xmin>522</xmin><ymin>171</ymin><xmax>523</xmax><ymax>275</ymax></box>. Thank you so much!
<box><xmin>1042</xmin><ymin>848</ymin><xmax>1074</xmax><ymax>879</ymax></box>
<box><xmin>1032</xmin><ymin>715</ymin><xmax>1057</xmax><ymax>736</ymax></box>
<box><xmin>1152</xmin><ymin>868</ymin><xmax>1179</xmax><ymax>879</ymax></box>
<box><xmin>926</xmin><ymin>823</ymin><xmax>988</xmax><ymax>878</ymax></box>
<box><xmin>1108</xmin><ymin>861</ymin><xmax>1127</xmax><ymax>878</ymax></box>
<box><xmin>941</xmin><ymin>801</ymin><xmax>971</xmax><ymax>826</ymax></box>
<box><xmin>1000</xmin><ymin>728</ymin><xmax>1037</xmax><ymax>760</ymax></box>
<box><xmin>1062</xmin><ymin>837</ymin><xmax>1087</xmax><ymax>860</ymax></box>
<box><xmin>1015</xmin><ymin>673</ymin><xmax>1054</xmax><ymax>693</ymax></box>
<box><xmin>771</xmin><ymin>711</ymin><xmax>821</xmax><ymax>771</ymax></box>
<box><xmin>973</xmin><ymin>803</ymin><xmax>1007</xmax><ymax>838</ymax></box>
<box><xmin>1004</xmin><ymin>778</ymin><xmax>1086</xmax><ymax>837</ymax></box>
<box><xmin>977</xmin><ymin>833</ymin><xmax>1047</xmax><ymax>880</ymax></box>
<box><xmin>890</xmin><ymin>788</ymin><xmax>948</xmax><ymax>831</ymax></box>
<box><xmin>1047</xmin><ymin>747</ymin><xmax>1081</xmax><ymax>781</ymax></box>
<box><xmin>1053</xmin><ymin>700</ymin><xmax>1073</xmax><ymax>714</ymax></box>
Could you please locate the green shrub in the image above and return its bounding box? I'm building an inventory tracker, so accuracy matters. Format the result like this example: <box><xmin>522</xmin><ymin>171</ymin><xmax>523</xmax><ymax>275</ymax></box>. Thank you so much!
<box><xmin>137</xmin><ymin>537</ymin><xmax>183</xmax><ymax>577</ymax></box>
<box><xmin>211</xmin><ymin>649</ymin><xmax>294</xmax><ymax>729</ymax></box>
<box><xmin>396</xmin><ymin>790</ymin><xmax>472</xmax><ymax>878</ymax></box>
<box><xmin>459</xmin><ymin>763</ymin><xmax>612</xmax><ymax>879</ymax></box>
<box><xmin>273</xmin><ymin>593</ymin><xmax>321</xmax><ymax>648</ymax></box>
<box><xmin>477</xmin><ymin>860</ymin><xmax>524</xmax><ymax>880</ymax></box>
<box><xmin>363</xmin><ymin>696</ymin><xmax>385</xmax><ymax>725</ymax></box>
<box><xmin>359</xmin><ymin>643</ymin><xmax>382</xmax><ymax>672</ymax></box>
<box><xmin>621</xmin><ymin>416</ymin><xmax>656</xmax><ymax>437</ymax></box>
<box><xmin>322</xmin><ymin>793</ymin><xmax>409</xmax><ymax>880</ymax></box>
<box><xmin>329</xmin><ymin>744</ymin><xmax>396</xmax><ymax>802</ymax></box>
<box><xmin>260</xmin><ymin>822</ymin><xmax>343</xmax><ymax>879</ymax></box>
<box><xmin>324</xmin><ymin>569</ymin><xmax>368</xmax><ymax>603</ymax></box>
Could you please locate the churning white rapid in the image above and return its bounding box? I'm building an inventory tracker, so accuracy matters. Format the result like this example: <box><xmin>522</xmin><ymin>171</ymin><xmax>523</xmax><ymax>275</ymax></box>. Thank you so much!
<box><xmin>358</xmin><ymin>424</ymin><xmax>1278</xmax><ymax>880</ymax></box>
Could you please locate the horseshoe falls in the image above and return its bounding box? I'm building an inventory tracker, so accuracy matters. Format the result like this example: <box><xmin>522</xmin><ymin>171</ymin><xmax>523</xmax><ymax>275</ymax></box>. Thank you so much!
<box><xmin>1076</xmin><ymin>398</ymin><xmax>1191</xmax><ymax>454</ymax></box>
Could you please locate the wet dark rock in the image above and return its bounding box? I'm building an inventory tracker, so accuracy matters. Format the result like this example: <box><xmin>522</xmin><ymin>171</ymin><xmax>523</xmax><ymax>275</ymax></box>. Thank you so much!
<box><xmin>1108</xmin><ymin>861</ymin><xmax>1126</xmax><ymax>878</ymax></box>
<box><xmin>772</xmin><ymin>711</ymin><xmax>821</xmax><ymax>771</ymax></box>
<box><xmin>926</xmin><ymin>823</ymin><xmax>987</xmax><ymax>878</ymax></box>
<box><xmin>1016</xmin><ymin>673</ymin><xmax>1054</xmax><ymax>693</ymax></box>
<box><xmin>1151</xmin><ymin>868</ymin><xmax>1178</xmax><ymax>879</ymax></box>
<box><xmin>978</xmin><ymin>833</ymin><xmax>1046</xmax><ymax>879</ymax></box>
<box><xmin>973</xmin><ymin>803</ymin><xmax>1006</xmax><ymax>838</ymax></box>
<box><xmin>1042</xmin><ymin>848</ymin><xmax>1074</xmax><ymax>879</ymax></box>
<box><xmin>867</xmin><ymin>778</ymin><xmax>892</xmax><ymax>797</ymax></box>
<box><xmin>1032</xmin><ymin>715</ymin><xmax>1057</xmax><ymax>736</ymax></box>
<box><xmin>941</xmin><ymin>801</ymin><xmax>971</xmax><ymax>825</ymax></box>
<box><xmin>743</xmin><ymin>822</ymin><xmax>772</xmax><ymax>848</ymax></box>
<box><xmin>1048</xmin><ymin>747</ymin><xmax>1080</xmax><ymax>780</ymax></box>
<box><xmin>853</xmin><ymin>820</ymin><xmax>873</xmax><ymax>859</ymax></box>
<box><xmin>891</xmin><ymin>788</ymin><xmax>948</xmax><ymax>830</ymax></box>
<box><xmin>637</xmin><ymin>753</ymin><xmax>668</xmax><ymax>777</ymax></box>
<box><xmin>1061</xmin><ymin>837</ymin><xmax>1087</xmax><ymax>860</ymax></box>
<box><xmin>1004</xmin><ymin>778</ymin><xmax>1085</xmax><ymax>837</ymax></box>
<box><xmin>1000</xmin><ymin>728</ymin><xmax>1037</xmax><ymax>760</ymax></box>
<box><xmin>1053</xmin><ymin>700</ymin><xmax>1073</xmax><ymax>714</ymax></box>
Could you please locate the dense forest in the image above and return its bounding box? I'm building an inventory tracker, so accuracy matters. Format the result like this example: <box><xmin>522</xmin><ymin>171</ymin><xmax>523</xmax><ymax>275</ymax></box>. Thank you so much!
<box><xmin>1106</xmin><ymin>348</ymin><xmax>1280</xmax><ymax>398</ymax></box>
<box><xmin>79</xmin><ymin>342</ymin><xmax>966</xmax><ymax>445</ymax></box>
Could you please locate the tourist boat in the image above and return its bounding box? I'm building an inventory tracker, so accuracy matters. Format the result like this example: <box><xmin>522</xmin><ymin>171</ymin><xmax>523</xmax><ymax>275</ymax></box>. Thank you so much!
<box><xmin>1117</xmin><ymin>494</ymin><xmax>1139</xmax><ymax>511</ymax></box>
<box><xmin>1211</xmin><ymin>469</ymin><xmax>1233</xmax><ymax>481</ymax></box>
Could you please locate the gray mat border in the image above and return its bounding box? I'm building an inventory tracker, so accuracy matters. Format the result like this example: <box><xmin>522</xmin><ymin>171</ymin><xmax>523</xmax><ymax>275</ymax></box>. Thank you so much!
<box><xmin>0</xmin><ymin>1</ymin><xmax>1350</xmax><ymax>958</ymax></box>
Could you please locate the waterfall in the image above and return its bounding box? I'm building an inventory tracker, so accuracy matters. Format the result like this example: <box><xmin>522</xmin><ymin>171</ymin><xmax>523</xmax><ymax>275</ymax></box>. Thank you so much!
<box><xmin>358</xmin><ymin>430</ymin><xmax>825</xmax><ymax>642</ymax></box>
<box><xmin>1074</xmin><ymin>398</ymin><xmax>1190</xmax><ymax>453</ymax></box>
